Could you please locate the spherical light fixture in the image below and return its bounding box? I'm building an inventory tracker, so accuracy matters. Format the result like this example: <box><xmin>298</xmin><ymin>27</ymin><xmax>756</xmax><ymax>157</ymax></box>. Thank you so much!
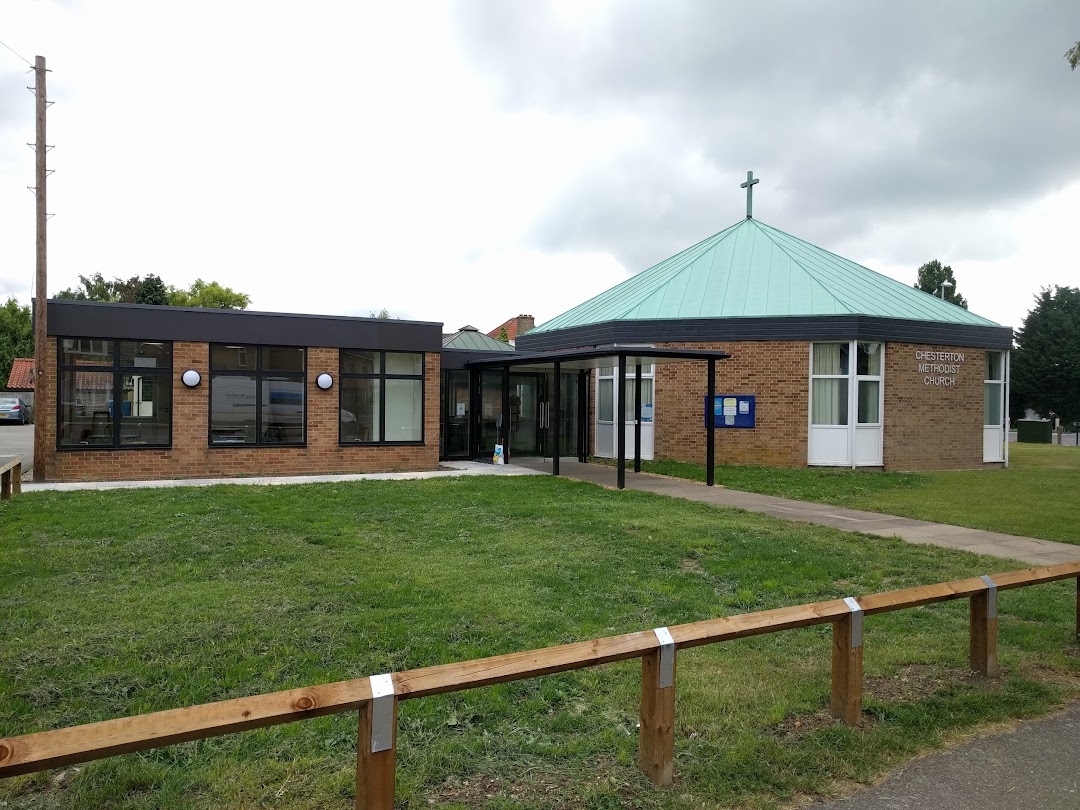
<box><xmin>181</xmin><ymin>369</ymin><xmax>202</xmax><ymax>388</ymax></box>
<box><xmin>316</xmin><ymin>373</ymin><xmax>334</xmax><ymax>390</ymax></box>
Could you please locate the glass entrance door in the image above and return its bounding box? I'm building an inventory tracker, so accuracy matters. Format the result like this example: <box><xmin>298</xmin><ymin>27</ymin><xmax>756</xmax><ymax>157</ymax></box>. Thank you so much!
<box><xmin>509</xmin><ymin>374</ymin><xmax>541</xmax><ymax>456</ymax></box>
<box><xmin>441</xmin><ymin>370</ymin><xmax>471</xmax><ymax>458</ymax></box>
<box><xmin>506</xmin><ymin>372</ymin><xmax>580</xmax><ymax>459</ymax></box>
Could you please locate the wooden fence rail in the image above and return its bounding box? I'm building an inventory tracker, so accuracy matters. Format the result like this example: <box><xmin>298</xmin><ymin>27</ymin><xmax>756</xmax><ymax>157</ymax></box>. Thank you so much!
<box><xmin>0</xmin><ymin>459</ymin><xmax>21</xmax><ymax>500</ymax></box>
<box><xmin>2</xmin><ymin>561</ymin><xmax>1078</xmax><ymax>808</ymax></box>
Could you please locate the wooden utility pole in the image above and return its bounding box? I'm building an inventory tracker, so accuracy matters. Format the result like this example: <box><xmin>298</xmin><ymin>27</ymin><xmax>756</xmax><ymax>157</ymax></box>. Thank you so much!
<box><xmin>32</xmin><ymin>55</ymin><xmax>48</xmax><ymax>482</ymax></box>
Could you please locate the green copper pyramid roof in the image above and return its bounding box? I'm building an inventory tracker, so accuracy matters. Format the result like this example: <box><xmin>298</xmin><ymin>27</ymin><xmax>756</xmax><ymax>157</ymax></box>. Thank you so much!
<box><xmin>442</xmin><ymin>326</ymin><xmax>515</xmax><ymax>351</ymax></box>
<box><xmin>532</xmin><ymin>218</ymin><xmax>999</xmax><ymax>333</ymax></box>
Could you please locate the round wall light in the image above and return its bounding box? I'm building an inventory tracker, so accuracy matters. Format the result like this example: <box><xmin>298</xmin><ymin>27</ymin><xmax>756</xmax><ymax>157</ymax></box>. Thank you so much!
<box><xmin>181</xmin><ymin>369</ymin><xmax>202</xmax><ymax>388</ymax></box>
<box><xmin>316</xmin><ymin>373</ymin><xmax>334</xmax><ymax>390</ymax></box>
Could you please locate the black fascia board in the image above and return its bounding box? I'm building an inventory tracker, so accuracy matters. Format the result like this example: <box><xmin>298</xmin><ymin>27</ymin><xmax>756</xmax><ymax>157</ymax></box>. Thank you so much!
<box><xmin>516</xmin><ymin>316</ymin><xmax>1014</xmax><ymax>352</ymax></box>
<box><xmin>45</xmin><ymin>299</ymin><xmax>443</xmax><ymax>352</ymax></box>
<box><xmin>441</xmin><ymin>348</ymin><xmax>523</xmax><ymax>370</ymax></box>
<box><xmin>464</xmin><ymin>346</ymin><xmax>731</xmax><ymax>371</ymax></box>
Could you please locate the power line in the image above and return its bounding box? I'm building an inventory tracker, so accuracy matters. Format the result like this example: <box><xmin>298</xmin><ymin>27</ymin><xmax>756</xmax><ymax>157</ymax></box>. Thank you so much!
<box><xmin>0</xmin><ymin>38</ymin><xmax>33</xmax><ymax>67</ymax></box>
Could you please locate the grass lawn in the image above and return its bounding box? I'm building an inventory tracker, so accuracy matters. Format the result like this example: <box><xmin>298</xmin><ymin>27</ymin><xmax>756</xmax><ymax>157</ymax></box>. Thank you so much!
<box><xmin>1</xmin><ymin>476</ymin><xmax>1078</xmax><ymax>809</ymax></box>
<box><xmin>638</xmin><ymin>443</ymin><xmax>1080</xmax><ymax>544</ymax></box>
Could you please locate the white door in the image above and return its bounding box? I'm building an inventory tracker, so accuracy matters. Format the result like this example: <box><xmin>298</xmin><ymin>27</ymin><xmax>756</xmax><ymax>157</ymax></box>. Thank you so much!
<box><xmin>983</xmin><ymin>351</ymin><xmax>1005</xmax><ymax>462</ymax></box>
<box><xmin>595</xmin><ymin>364</ymin><xmax>654</xmax><ymax>460</ymax></box>
<box><xmin>808</xmin><ymin>342</ymin><xmax>883</xmax><ymax>466</ymax></box>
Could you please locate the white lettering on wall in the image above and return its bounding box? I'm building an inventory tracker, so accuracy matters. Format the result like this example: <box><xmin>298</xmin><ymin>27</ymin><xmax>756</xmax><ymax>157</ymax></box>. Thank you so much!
<box><xmin>915</xmin><ymin>349</ymin><xmax>965</xmax><ymax>386</ymax></box>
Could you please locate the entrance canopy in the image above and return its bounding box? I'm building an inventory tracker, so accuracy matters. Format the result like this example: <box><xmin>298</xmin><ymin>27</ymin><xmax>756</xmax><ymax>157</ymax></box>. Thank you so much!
<box><xmin>464</xmin><ymin>346</ymin><xmax>731</xmax><ymax>489</ymax></box>
<box><xmin>463</xmin><ymin>345</ymin><xmax>731</xmax><ymax>373</ymax></box>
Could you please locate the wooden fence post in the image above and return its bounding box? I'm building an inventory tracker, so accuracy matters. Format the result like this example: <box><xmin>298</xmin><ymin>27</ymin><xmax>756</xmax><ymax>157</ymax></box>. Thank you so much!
<box><xmin>831</xmin><ymin>598</ymin><xmax>863</xmax><ymax>726</ymax></box>
<box><xmin>12</xmin><ymin>462</ymin><xmax>20</xmax><ymax>496</ymax></box>
<box><xmin>969</xmin><ymin>576</ymin><xmax>999</xmax><ymax>677</ymax></box>
<box><xmin>1</xmin><ymin>467</ymin><xmax>10</xmax><ymax>500</ymax></box>
<box><xmin>639</xmin><ymin>627</ymin><xmax>676</xmax><ymax>786</ymax></box>
<box><xmin>356</xmin><ymin>675</ymin><xmax>396</xmax><ymax>810</ymax></box>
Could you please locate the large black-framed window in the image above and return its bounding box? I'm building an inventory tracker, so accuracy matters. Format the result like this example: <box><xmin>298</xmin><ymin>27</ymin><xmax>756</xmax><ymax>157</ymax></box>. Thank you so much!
<box><xmin>57</xmin><ymin>337</ymin><xmax>173</xmax><ymax>449</ymax></box>
<box><xmin>209</xmin><ymin>344</ymin><xmax>306</xmax><ymax>446</ymax></box>
<box><xmin>340</xmin><ymin>350</ymin><xmax>424</xmax><ymax>444</ymax></box>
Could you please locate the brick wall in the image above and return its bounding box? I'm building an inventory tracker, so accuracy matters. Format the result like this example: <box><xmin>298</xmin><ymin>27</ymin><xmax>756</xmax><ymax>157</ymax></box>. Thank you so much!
<box><xmin>40</xmin><ymin>340</ymin><xmax>440</xmax><ymax>482</ymax></box>
<box><xmin>883</xmin><ymin>342</ymin><xmax>986</xmax><ymax>470</ymax></box>
<box><xmin>653</xmin><ymin>340</ymin><xmax>809</xmax><ymax>468</ymax></box>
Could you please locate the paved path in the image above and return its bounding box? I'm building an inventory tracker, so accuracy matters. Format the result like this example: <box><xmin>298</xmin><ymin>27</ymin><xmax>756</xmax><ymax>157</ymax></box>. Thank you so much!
<box><xmin>809</xmin><ymin>704</ymin><xmax>1080</xmax><ymax>809</ymax></box>
<box><xmin>512</xmin><ymin>459</ymin><xmax>1080</xmax><ymax>566</ymax></box>
<box><xmin>16</xmin><ymin>460</ymin><xmax>541</xmax><ymax>492</ymax></box>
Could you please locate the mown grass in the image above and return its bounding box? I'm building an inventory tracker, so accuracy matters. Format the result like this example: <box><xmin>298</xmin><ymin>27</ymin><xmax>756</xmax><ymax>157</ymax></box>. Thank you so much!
<box><xmin>638</xmin><ymin>443</ymin><xmax>1080</xmax><ymax>544</ymax></box>
<box><xmin>1</xmin><ymin>476</ymin><xmax>1078</xmax><ymax>809</ymax></box>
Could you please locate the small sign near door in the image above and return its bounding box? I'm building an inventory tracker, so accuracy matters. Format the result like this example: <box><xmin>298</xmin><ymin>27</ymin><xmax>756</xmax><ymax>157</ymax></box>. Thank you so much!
<box><xmin>705</xmin><ymin>395</ymin><xmax>755</xmax><ymax>428</ymax></box>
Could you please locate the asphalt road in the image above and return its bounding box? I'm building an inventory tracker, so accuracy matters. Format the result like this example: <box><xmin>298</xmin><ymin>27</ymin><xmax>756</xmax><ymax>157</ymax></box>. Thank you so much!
<box><xmin>0</xmin><ymin>422</ymin><xmax>34</xmax><ymax>471</ymax></box>
<box><xmin>812</xmin><ymin>704</ymin><xmax>1080</xmax><ymax>809</ymax></box>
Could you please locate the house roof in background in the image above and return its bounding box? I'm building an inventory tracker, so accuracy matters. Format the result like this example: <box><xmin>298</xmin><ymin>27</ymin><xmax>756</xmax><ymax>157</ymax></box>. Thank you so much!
<box><xmin>487</xmin><ymin>315</ymin><xmax>530</xmax><ymax>342</ymax></box>
<box><xmin>5</xmin><ymin>358</ymin><xmax>33</xmax><ymax>391</ymax></box>
<box><xmin>531</xmin><ymin>218</ymin><xmax>1002</xmax><ymax>334</ymax></box>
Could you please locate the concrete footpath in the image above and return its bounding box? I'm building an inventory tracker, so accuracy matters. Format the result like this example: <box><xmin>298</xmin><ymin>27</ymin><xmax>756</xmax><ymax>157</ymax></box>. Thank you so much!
<box><xmin>514</xmin><ymin>459</ymin><xmax>1080</xmax><ymax>566</ymax></box>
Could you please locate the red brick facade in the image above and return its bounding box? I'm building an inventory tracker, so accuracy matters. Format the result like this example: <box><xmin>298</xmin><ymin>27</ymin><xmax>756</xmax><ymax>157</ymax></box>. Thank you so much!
<box><xmin>653</xmin><ymin>340</ymin><xmax>809</xmax><ymax>467</ymax></box>
<box><xmin>882</xmin><ymin>342</ymin><xmax>987</xmax><ymax>470</ymax></box>
<box><xmin>635</xmin><ymin>340</ymin><xmax>994</xmax><ymax>472</ymax></box>
<box><xmin>39</xmin><ymin>340</ymin><xmax>440</xmax><ymax>482</ymax></box>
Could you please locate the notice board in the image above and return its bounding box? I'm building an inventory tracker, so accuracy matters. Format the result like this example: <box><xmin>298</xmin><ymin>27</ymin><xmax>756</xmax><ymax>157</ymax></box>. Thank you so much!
<box><xmin>705</xmin><ymin>395</ymin><xmax>756</xmax><ymax>428</ymax></box>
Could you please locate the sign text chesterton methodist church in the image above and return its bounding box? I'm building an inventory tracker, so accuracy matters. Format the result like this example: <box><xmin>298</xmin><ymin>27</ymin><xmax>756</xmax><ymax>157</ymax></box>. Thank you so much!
<box><xmin>915</xmin><ymin>349</ymin><xmax>965</xmax><ymax>386</ymax></box>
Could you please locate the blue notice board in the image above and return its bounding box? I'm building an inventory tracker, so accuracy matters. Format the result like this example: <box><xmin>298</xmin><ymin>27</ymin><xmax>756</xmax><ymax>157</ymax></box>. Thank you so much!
<box><xmin>706</xmin><ymin>394</ymin><xmax>756</xmax><ymax>428</ymax></box>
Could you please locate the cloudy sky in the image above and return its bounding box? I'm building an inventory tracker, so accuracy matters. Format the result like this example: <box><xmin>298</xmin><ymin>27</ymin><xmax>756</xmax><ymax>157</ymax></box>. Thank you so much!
<box><xmin>1</xmin><ymin>1</ymin><xmax>1078</xmax><ymax>333</ymax></box>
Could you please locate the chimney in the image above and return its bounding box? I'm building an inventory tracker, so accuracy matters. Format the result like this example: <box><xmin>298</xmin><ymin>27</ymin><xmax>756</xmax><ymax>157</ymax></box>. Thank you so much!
<box><xmin>516</xmin><ymin>314</ymin><xmax>535</xmax><ymax>337</ymax></box>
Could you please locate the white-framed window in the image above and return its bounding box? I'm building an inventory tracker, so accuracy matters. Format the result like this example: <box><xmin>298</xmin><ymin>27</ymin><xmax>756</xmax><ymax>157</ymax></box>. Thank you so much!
<box><xmin>984</xmin><ymin>351</ymin><xmax>1003</xmax><ymax>427</ymax></box>
<box><xmin>811</xmin><ymin>343</ymin><xmax>849</xmax><ymax>425</ymax></box>
<box><xmin>856</xmin><ymin>342</ymin><xmax>883</xmax><ymax>425</ymax></box>
<box><xmin>597</xmin><ymin>363</ymin><xmax>654</xmax><ymax>422</ymax></box>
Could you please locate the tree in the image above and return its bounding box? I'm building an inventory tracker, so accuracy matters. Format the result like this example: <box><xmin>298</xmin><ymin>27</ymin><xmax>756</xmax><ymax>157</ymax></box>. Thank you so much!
<box><xmin>167</xmin><ymin>279</ymin><xmax>249</xmax><ymax>310</ymax></box>
<box><xmin>1012</xmin><ymin>286</ymin><xmax>1080</xmax><ymax>425</ymax></box>
<box><xmin>0</xmin><ymin>298</ymin><xmax>34</xmax><ymax>386</ymax></box>
<box><xmin>369</xmin><ymin>308</ymin><xmax>391</xmax><ymax>319</ymax></box>
<box><xmin>135</xmin><ymin>274</ymin><xmax>170</xmax><ymax>305</ymax></box>
<box><xmin>56</xmin><ymin>274</ymin><xmax>250</xmax><ymax>309</ymax></box>
<box><xmin>56</xmin><ymin>273</ymin><xmax>142</xmax><ymax>303</ymax></box>
<box><xmin>497</xmin><ymin>327</ymin><xmax>510</xmax><ymax>342</ymax></box>
<box><xmin>1067</xmin><ymin>41</ymin><xmax>1080</xmax><ymax>70</ymax></box>
<box><xmin>914</xmin><ymin>259</ymin><xmax>968</xmax><ymax>309</ymax></box>
<box><xmin>167</xmin><ymin>280</ymin><xmax>250</xmax><ymax>310</ymax></box>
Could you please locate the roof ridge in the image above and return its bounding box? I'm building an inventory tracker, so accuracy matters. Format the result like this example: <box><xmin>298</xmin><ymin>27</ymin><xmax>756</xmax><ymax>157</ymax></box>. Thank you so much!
<box><xmin>749</xmin><ymin>219</ymin><xmax>858</xmax><ymax>315</ymax></box>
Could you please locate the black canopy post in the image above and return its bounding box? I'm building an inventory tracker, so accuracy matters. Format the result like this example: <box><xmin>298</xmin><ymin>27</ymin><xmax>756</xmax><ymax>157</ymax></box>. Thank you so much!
<box><xmin>634</xmin><ymin>362</ymin><xmax>642</xmax><ymax>474</ymax></box>
<box><xmin>578</xmin><ymin>370</ymin><xmax>588</xmax><ymax>463</ymax></box>
<box><xmin>502</xmin><ymin>366</ymin><xmax>511</xmax><ymax>463</ymax></box>
<box><xmin>552</xmin><ymin>361</ymin><xmax>561</xmax><ymax>477</ymax></box>
<box><xmin>706</xmin><ymin>357</ymin><xmax>716</xmax><ymax>486</ymax></box>
<box><xmin>617</xmin><ymin>353</ymin><xmax>627</xmax><ymax>489</ymax></box>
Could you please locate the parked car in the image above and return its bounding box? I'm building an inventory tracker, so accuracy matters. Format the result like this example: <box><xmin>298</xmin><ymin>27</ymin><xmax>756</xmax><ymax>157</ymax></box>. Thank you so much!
<box><xmin>0</xmin><ymin>396</ymin><xmax>32</xmax><ymax>424</ymax></box>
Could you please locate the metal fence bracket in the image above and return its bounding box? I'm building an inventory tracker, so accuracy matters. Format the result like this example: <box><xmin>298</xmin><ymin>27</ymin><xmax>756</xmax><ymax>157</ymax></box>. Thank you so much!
<box><xmin>368</xmin><ymin>672</ymin><xmax>395</xmax><ymax>753</ymax></box>
<box><xmin>843</xmin><ymin>597</ymin><xmax>864</xmax><ymax>648</ymax></box>
<box><xmin>980</xmin><ymin>575</ymin><xmax>998</xmax><ymax>619</ymax></box>
<box><xmin>653</xmin><ymin>627</ymin><xmax>675</xmax><ymax>688</ymax></box>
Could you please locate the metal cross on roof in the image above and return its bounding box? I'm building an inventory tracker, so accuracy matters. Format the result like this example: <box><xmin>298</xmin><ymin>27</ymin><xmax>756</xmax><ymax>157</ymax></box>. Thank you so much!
<box><xmin>740</xmin><ymin>170</ymin><xmax>760</xmax><ymax>219</ymax></box>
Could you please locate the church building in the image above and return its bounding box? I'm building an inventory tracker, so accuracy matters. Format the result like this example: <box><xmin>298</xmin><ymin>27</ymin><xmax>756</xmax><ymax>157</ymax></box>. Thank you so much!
<box><xmin>516</xmin><ymin>174</ymin><xmax>1012</xmax><ymax>470</ymax></box>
